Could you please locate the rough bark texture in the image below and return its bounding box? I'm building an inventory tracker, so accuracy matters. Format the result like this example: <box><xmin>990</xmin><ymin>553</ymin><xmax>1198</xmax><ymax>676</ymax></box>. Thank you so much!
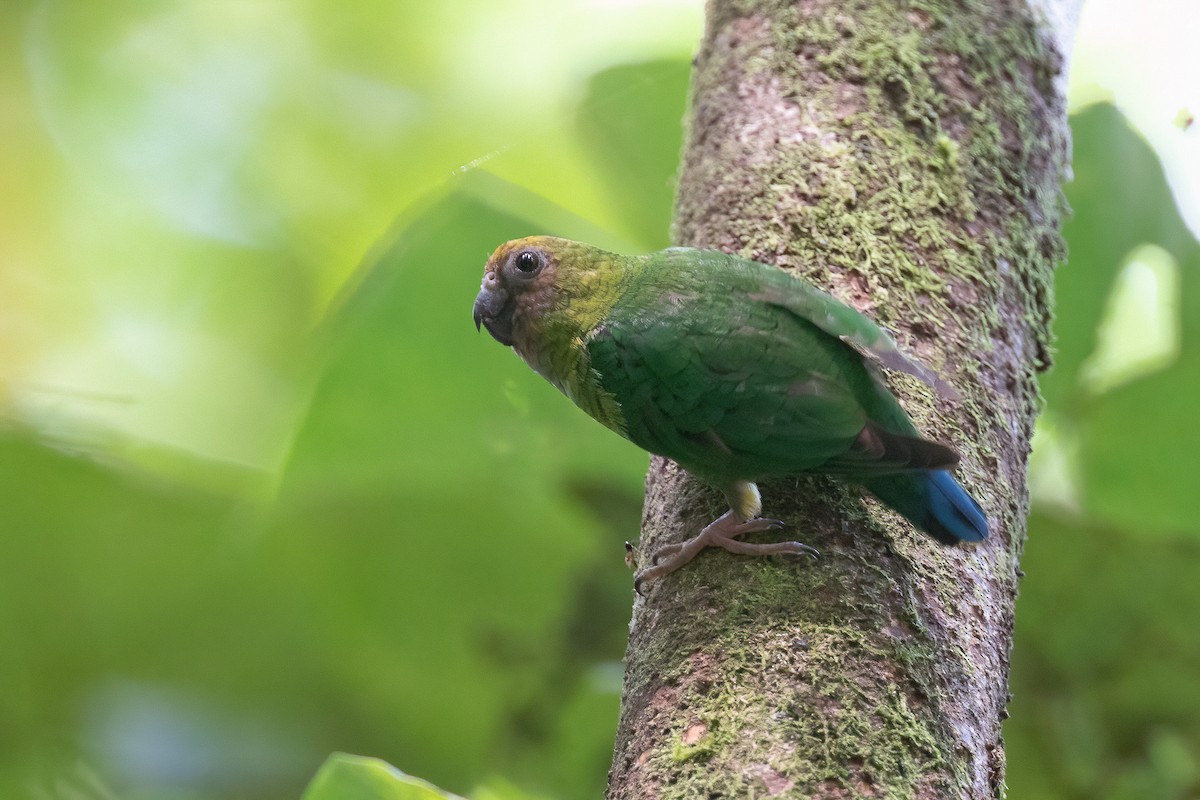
<box><xmin>608</xmin><ymin>0</ymin><xmax>1075</xmax><ymax>798</ymax></box>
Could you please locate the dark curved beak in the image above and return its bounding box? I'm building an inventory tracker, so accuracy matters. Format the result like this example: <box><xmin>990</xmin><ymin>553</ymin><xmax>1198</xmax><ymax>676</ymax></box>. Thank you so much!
<box><xmin>472</xmin><ymin>299</ymin><xmax>485</xmax><ymax>333</ymax></box>
<box><xmin>473</xmin><ymin>278</ymin><xmax>514</xmax><ymax>347</ymax></box>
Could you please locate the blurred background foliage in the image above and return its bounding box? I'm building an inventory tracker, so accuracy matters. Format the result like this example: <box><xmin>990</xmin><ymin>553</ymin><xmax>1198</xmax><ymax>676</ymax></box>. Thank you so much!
<box><xmin>0</xmin><ymin>2</ymin><xmax>1196</xmax><ymax>799</ymax></box>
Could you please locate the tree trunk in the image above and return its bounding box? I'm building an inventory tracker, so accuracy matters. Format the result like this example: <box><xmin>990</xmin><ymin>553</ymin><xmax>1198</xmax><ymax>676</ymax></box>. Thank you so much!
<box><xmin>608</xmin><ymin>1</ymin><xmax>1078</xmax><ymax>798</ymax></box>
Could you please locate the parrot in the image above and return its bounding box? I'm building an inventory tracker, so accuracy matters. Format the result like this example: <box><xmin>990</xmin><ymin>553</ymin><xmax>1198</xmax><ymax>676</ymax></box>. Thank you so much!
<box><xmin>472</xmin><ymin>236</ymin><xmax>988</xmax><ymax>590</ymax></box>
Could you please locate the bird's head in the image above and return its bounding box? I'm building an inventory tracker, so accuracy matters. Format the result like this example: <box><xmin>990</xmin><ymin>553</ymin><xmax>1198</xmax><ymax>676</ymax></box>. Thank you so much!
<box><xmin>472</xmin><ymin>236</ymin><xmax>572</xmax><ymax>348</ymax></box>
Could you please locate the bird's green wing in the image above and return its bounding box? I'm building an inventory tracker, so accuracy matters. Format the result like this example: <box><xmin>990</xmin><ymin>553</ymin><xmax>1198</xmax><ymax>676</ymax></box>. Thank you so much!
<box><xmin>664</xmin><ymin>248</ymin><xmax>960</xmax><ymax>401</ymax></box>
<box><xmin>586</xmin><ymin>278</ymin><xmax>875</xmax><ymax>483</ymax></box>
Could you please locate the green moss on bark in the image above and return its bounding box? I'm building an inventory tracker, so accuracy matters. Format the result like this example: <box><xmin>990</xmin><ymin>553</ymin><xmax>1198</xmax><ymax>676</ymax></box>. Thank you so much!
<box><xmin>629</xmin><ymin>588</ymin><xmax>961</xmax><ymax>798</ymax></box>
<box><xmin>684</xmin><ymin>0</ymin><xmax>1064</xmax><ymax>355</ymax></box>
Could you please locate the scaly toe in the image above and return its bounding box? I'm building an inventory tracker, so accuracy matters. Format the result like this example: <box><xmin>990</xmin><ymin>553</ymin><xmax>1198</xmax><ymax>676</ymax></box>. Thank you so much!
<box><xmin>715</xmin><ymin>537</ymin><xmax>821</xmax><ymax>560</ymax></box>
<box><xmin>649</xmin><ymin>541</ymin><xmax>685</xmax><ymax>566</ymax></box>
<box><xmin>727</xmin><ymin>516</ymin><xmax>786</xmax><ymax>536</ymax></box>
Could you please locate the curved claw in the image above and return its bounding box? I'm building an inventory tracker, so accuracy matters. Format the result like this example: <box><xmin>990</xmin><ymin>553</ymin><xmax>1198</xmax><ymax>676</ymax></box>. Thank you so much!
<box><xmin>782</xmin><ymin>542</ymin><xmax>821</xmax><ymax>560</ymax></box>
<box><xmin>633</xmin><ymin>566</ymin><xmax>660</xmax><ymax>596</ymax></box>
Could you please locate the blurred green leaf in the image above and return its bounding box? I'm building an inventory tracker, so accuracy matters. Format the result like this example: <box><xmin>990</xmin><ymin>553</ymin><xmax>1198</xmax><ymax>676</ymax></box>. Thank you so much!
<box><xmin>0</xmin><ymin>431</ymin><xmax>318</xmax><ymax>799</ymax></box>
<box><xmin>1051</xmin><ymin>104</ymin><xmax>1200</xmax><ymax>533</ymax></box>
<box><xmin>1078</xmin><ymin>349</ymin><xmax>1200</xmax><ymax>533</ymax></box>
<box><xmin>1044</xmin><ymin>103</ymin><xmax>1196</xmax><ymax>407</ymax></box>
<box><xmin>266</xmin><ymin>171</ymin><xmax>641</xmax><ymax>797</ymax></box>
<box><xmin>575</xmin><ymin>59</ymin><xmax>691</xmax><ymax>250</ymax></box>
<box><xmin>1014</xmin><ymin>103</ymin><xmax>1200</xmax><ymax>799</ymax></box>
<box><xmin>5</xmin><ymin>2</ymin><xmax>695</xmax><ymax>469</ymax></box>
<box><xmin>302</xmin><ymin>753</ymin><xmax>463</xmax><ymax>800</ymax></box>
<box><xmin>470</xmin><ymin>777</ymin><xmax>552</xmax><ymax>800</ymax></box>
<box><xmin>1008</xmin><ymin>513</ymin><xmax>1200</xmax><ymax>800</ymax></box>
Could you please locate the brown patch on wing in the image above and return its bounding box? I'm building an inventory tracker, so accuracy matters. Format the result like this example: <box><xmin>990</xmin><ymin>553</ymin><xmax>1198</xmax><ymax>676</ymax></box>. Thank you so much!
<box><xmin>681</xmin><ymin>428</ymin><xmax>736</xmax><ymax>457</ymax></box>
<box><xmin>853</xmin><ymin>420</ymin><xmax>960</xmax><ymax>470</ymax></box>
<box><xmin>787</xmin><ymin>372</ymin><xmax>841</xmax><ymax>398</ymax></box>
<box><xmin>700</xmin><ymin>429</ymin><xmax>734</xmax><ymax>456</ymax></box>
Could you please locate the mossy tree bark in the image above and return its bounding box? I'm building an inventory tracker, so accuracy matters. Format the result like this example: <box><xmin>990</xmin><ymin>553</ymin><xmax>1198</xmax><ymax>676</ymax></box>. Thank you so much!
<box><xmin>608</xmin><ymin>0</ymin><xmax>1078</xmax><ymax>798</ymax></box>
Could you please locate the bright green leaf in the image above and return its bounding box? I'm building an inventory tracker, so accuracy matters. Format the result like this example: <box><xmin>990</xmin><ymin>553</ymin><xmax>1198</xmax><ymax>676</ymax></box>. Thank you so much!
<box><xmin>302</xmin><ymin>753</ymin><xmax>464</xmax><ymax>800</ymax></box>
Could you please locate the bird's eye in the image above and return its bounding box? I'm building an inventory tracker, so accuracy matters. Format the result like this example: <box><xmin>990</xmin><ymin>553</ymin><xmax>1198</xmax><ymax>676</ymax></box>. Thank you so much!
<box><xmin>514</xmin><ymin>250</ymin><xmax>542</xmax><ymax>274</ymax></box>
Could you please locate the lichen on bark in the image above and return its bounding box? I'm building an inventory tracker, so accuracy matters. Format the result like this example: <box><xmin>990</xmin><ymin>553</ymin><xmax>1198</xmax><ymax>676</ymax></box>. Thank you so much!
<box><xmin>607</xmin><ymin>0</ymin><xmax>1074</xmax><ymax>798</ymax></box>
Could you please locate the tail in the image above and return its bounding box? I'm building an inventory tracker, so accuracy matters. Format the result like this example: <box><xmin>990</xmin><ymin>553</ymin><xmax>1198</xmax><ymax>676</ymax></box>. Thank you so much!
<box><xmin>861</xmin><ymin>470</ymin><xmax>988</xmax><ymax>544</ymax></box>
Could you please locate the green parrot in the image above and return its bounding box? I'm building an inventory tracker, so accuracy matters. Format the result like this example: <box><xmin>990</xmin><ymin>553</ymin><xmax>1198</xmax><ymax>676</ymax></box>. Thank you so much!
<box><xmin>472</xmin><ymin>236</ymin><xmax>988</xmax><ymax>589</ymax></box>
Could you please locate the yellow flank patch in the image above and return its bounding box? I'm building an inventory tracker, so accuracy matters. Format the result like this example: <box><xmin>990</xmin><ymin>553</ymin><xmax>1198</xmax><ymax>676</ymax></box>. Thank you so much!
<box><xmin>730</xmin><ymin>481</ymin><xmax>763</xmax><ymax>520</ymax></box>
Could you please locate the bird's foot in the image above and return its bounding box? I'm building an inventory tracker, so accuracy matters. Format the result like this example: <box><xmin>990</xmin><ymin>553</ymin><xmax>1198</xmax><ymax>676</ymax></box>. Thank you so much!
<box><xmin>633</xmin><ymin>510</ymin><xmax>819</xmax><ymax>594</ymax></box>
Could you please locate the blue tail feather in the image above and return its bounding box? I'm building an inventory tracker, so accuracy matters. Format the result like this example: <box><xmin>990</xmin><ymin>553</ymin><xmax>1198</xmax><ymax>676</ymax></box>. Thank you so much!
<box><xmin>862</xmin><ymin>470</ymin><xmax>988</xmax><ymax>544</ymax></box>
